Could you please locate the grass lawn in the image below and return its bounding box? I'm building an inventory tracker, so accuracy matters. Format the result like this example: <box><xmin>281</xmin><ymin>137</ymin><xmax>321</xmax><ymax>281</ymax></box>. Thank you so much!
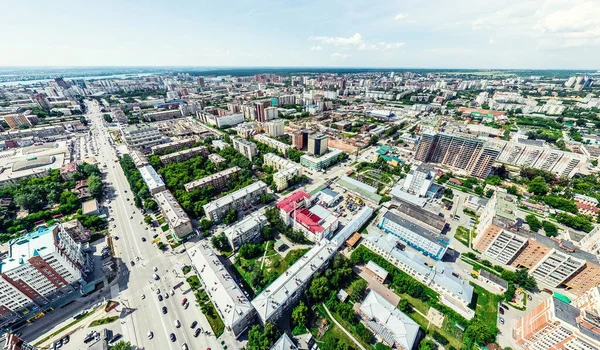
<box><xmin>313</xmin><ymin>304</ymin><xmax>361</xmax><ymax>350</ymax></box>
<box><xmin>89</xmin><ymin>316</ymin><xmax>119</xmax><ymax>327</ymax></box>
<box><xmin>408</xmin><ymin>309</ymin><xmax>463</xmax><ymax>350</ymax></box>
<box><xmin>186</xmin><ymin>275</ymin><xmax>201</xmax><ymax>291</ymax></box>
<box><xmin>454</xmin><ymin>226</ymin><xmax>470</xmax><ymax>247</ymax></box>
<box><xmin>396</xmin><ymin>293</ymin><xmax>430</xmax><ymax>314</ymax></box>
<box><xmin>195</xmin><ymin>289</ymin><xmax>225</xmax><ymax>337</ymax></box>
<box><xmin>470</xmin><ymin>283</ymin><xmax>502</xmax><ymax>325</ymax></box>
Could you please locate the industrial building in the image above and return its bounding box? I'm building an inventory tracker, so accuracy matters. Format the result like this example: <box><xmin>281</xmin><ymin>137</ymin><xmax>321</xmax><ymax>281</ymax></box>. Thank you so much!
<box><xmin>224</xmin><ymin>212</ymin><xmax>268</xmax><ymax>250</ymax></box>
<box><xmin>203</xmin><ymin>181</ymin><xmax>268</xmax><ymax>222</ymax></box>
<box><xmin>184</xmin><ymin>166</ymin><xmax>241</xmax><ymax>192</ymax></box>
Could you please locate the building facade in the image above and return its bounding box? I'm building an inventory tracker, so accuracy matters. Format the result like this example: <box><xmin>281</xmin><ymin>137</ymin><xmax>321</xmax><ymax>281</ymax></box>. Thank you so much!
<box><xmin>232</xmin><ymin>138</ymin><xmax>258</xmax><ymax>161</ymax></box>
<box><xmin>224</xmin><ymin>212</ymin><xmax>268</xmax><ymax>250</ymax></box>
<box><xmin>203</xmin><ymin>181</ymin><xmax>268</xmax><ymax>222</ymax></box>
<box><xmin>154</xmin><ymin>190</ymin><xmax>193</xmax><ymax>239</ymax></box>
<box><xmin>184</xmin><ymin>166</ymin><xmax>241</xmax><ymax>192</ymax></box>
<box><xmin>307</xmin><ymin>133</ymin><xmax>329</xmax><ymax>156</ymax></box>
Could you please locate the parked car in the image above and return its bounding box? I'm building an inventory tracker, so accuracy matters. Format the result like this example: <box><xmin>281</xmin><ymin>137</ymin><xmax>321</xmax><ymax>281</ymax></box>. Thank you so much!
<box><xmin>191</xmin><ymin>321</ymin><xmax>198</xmax><ymax>329</ymax></box>
<box><xmin>181</xmin><ymin>298</ymin><xmax>188</xmax><ymax>306</ymax></box>
<box><xmin>162</xmin><ymin>306</ymin><xmax>167</xmax><ymax>314</ymax></box>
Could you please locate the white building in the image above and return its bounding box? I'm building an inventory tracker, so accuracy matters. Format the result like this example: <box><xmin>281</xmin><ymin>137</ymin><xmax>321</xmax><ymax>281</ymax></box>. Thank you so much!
<box><xmin>224</xmin><ymin>212</ymin><xmax>267</xmax><ymax>250</ymax></box>
<box><xmin>253</xmin><ymin>134</ymin><xmax>292</xmax><ymax>155</ymax></box>
<box><xmin>300</xmin><ymin>148</ymin><xmax>343</xmax><ymax>170</ymax></box>
<box><xmin>232</xmin><ymin>138</ymin><xmax>258</xmax><ymax>161</ymax></box>
<box><xmin>139</xmin><ymin>165</ymin><xmax>166</xmax><ymax>195</ymax></box>
<box><xmin>401</xmin><ymin>163</ymin><xmax>436</xmax><ymax>197</ymax></box>
<box><xmin>263</xmin><ymin>153</ymin><xmax>303</xmax><ymax>191</ymax></box>
<box><xmin>265</xmin><ymin>107</ymin><xmax>279</xmax><ymax>121</ymax></box>
<box><xmin>154</xmin><ymin>190</ymin><xmax>193</xmax><ymax>239</ymax></box>
<box><xmin>121</xmin><ymin>124</ymin><xmax>166</xmax><ymax>149</ymax></box>
<box><xmin>266</xmin><ymin>119</ymin><xmax>285</xmax><ymax>137</ymax></box>
<box><xmin>203</xmin><ymin>181</ymin><xmax>268</xmax><ymax>222</ymax></box>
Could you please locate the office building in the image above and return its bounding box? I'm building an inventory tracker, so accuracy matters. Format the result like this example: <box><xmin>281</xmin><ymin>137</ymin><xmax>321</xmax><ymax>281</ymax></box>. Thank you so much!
<box><xmin>203</xmin><ymin>181</ymin><xmax>267</xmax><ymax>222</ymax></box>
<box><xmin>159</xmin><ymin>146</ymin><xmax>209</xmax><ymax>165</ymax></box>
<box><xmin>154</xmin><ymin>190</ymin><xmax>192</xmax><ymax>239</ymax></box>
<box><xmin>188</xmin><ymin>242</ymin><xmax>256</xmax><ymax>337</ymax></box>
<box><xmin>263</xmin><ymin>153</ymin><xmax>302</xmax><ymax>191</ymax></box>
<box><xmin>252</xmin><ymin>238</ymin><xmax>338</xmax><ymax>324</ymax></box>
<box><xmin>121</xmin><ymin>124</ymin><xmax>166</xmax><ymax>149</ymax></box>
<box><xmin>265</xmin><ymin>107</ymin><xmax>279</xmax><ymax>121</ymax></box>
<box><xmin>232</xmin><ymin>138</ymin><xmax>258</xmax><ymax>161</ymax></box>
<box><xmin>151</xmin><ymin>138</ymin><xmax>195</xmax><ymax>154</ymax></box>
<box><xmin>362</xmin><ymin>232</ymin><xmax>474</xmax><ymax>319</ymax></box>
<box><xmin>276</xmin><ymin>190</ymin><xmax>339</xmax><ymax>242</ymax></box>
<box><xmin>414</xmin><ymin>131</ymin><xmax>501</xmax><ymax>178</ymax></box>
<box><xmin>253</xmin><ymin>134</ymin><xmax>292</xmax><ymax>155</ymax></box>
<box><xmin>0</xmin><ymin>225</ymin><xmax>87</xmax><ymax>328</ymax></box>
<box><xmin>401</xmin><ymin>163</ymin><xmax>436</xmax><ymax>197</ymax></box>
<box><xmin>184</xmin><ymin>166</ymin><xmax>241</xmax><ymax>192</ymax></box>
<box><xmin>138</xmin><ymin>165</ymin><xmax>166</xmax><ymax>195</ymax></box>
<box><xmin>300</xmin><ymin>148</ymin><xmax>343</xmax><ymax>170</ymax></box>
<box><xmin>514</xmin><ymin>296</ymin><xmax>600</xmax><ymax>350</ymax></box>
<box><xmin>358</xmin><ymin>290</ymin><xmax>420</xmax><ymax>350</ymax></box>
<box><xmin>307</xmin><ymin>133</ymin><xmax>328</xmax><ymax>156</ymax></box>
<box><xmin>224</xmin><ymin>212</ymin><xmax>267</xmax><ymax>250</ymax></box>
<box><xmin>266</xmin><ymin>119</ymin><xmax>285</xmax><ymax>137</ymax></box>
<box><xmin>31</xmin><ymin>93</ymin><xmax>51</xmax><ymax>110</ymax></box>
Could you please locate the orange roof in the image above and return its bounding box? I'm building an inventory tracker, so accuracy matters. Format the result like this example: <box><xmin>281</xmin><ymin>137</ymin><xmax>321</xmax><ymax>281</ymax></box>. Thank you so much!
<box><xmin>345</xmin><ymin>232</ymin><xmax>362</xmax><ymax>247</ymax></box>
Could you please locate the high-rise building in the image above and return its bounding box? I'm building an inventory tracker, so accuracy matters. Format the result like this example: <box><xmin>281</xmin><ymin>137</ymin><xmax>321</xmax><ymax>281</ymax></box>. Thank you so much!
<box><xmin>308</xmin><ymin>133</ymin><xmax>329</xmax><ymax>156</ymax></box>
<box><xmin>31</xmin><ymin>93</ymin><xmax>51</xmax><ymax>110</ymax></box>
<box><xmin>266</xmin><ymin>119</ymin><xmax>285</xmax><ymax>137</ymax></box>
<box><xmin>292</xmin><ymin>130</ymin><xmax>304</xmax><ymax>150</ymax></box>
<box><xmin>414</xmin><ymin>131</ymin><xmax>500</xmax><ymax>179</ymax></box>
<box><xmin>254</xmin><ymin>100</ymin><xmax>271</xmax><ymax>122</ymax></box>
<box><xmin>265</xmin><ymin>107</ymin><xmax>279</xmax><ymax>121</ymax></box>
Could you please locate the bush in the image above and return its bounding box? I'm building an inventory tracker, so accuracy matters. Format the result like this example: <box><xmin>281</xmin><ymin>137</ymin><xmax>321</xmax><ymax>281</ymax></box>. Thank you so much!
<box><xmin>525</xmin><ymin>214</ymin><xmax>542</xmax><ymax>232</ymax></box>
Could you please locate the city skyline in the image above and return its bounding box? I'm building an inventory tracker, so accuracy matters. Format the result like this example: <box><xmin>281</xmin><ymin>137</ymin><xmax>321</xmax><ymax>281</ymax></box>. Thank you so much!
<box><xmin>2</xmin><ymin>0</ymin><xmax>599</xmax><ymax>69</ymax></box>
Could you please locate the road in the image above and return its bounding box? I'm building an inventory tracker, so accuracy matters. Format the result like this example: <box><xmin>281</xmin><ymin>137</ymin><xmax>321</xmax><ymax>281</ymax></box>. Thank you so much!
<box><xmin>39</xmin><ymin>100</ymin><xmax>237</xmax><ymax>350</ymax></box>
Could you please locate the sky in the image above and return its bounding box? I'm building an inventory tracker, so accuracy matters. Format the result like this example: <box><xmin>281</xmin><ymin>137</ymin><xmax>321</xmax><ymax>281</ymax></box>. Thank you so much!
<box><xmin>2</xmin><ymin>0</ymin><xmax>599</xmax><ymax>69</ymax></box>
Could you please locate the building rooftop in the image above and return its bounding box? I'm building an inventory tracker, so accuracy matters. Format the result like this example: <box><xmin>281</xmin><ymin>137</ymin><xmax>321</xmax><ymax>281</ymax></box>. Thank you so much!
<box><xmin>138</xmin><ymin>165</ymin><xmax>165</xmax><ymax>191</ymax></box>
<box><xmin>337</xmin><ymin>176</ymin><xmax>382</xmax><ymax>203</ymax></box>
<box><xmin>252</xmin><ymin>239</ymin><xmax>338</xmax><ymax>323</ymax></box>
<box><xmin>479</xmin><ymin>269</ymin><xmax>509</xmax><ymax>289</ymax></box>
<box><xmin>184</xmin><ymin>166</ymin><xmax>241</xmax><ymax>191</ymax></box>
<box><xmin>270</xmin><ymin>333</ymin><xmax>297</xmax><ymax>350</ymax></box>
<box><xmin>383</xmin><ymin>210</ymin><xmax>449</xmax><ymax>247</ymax></box>
<box><xmin>224</xmin><ymin>212</ymin><xmax>267</xmax><ymax>242</ymax></box>
<box><xmin>293</xmin><ymin>204</ymin><xmax>337</xmax><ymax>234</ymax></box>
<box><xmin>203</xmin><ymin>181</ymin><xmax>267</xmax><ymax>214</ymax></box>
<box><xmin>495</xmin><ymin>193</ymin><xmax>516</xmax><ymax>221</ymax></box>
<box><xmin>154</xmin><ymin>190</ymin><xmax>190</xmax><ymax>228</ymax></box>
<box><xmin>159</xmin><ymin>146</ymin><xmax>208</xmax><ymax>163</ymax></box>
<box><xmin>330</xmin><ymin>206</ymin><xmax>374</xmax><ymax>247</ymax></box>
<box><xmin>151</xmin><ymin>138</ymin><xmax>195</xmax><ymax>153</ymax></box>
<box><xmin>300</xmin><ymin>148</ymin><xmax>343</xmax><ymax>163</ymax></box>
<box><xmin>392</xmin><ymin>200</ymin><xmax>447</xmax><ymax>231</ymax></box>
<box><xmin>277</xmin><ymin>190</ymin><xmax>311</xmax><ymax>214</ymax></box>
<box><xmin>188</xmin><ymin>242</ymin><xmax>255</xmax><ymax>332</ymax></box>
<box><xmin>81</xmin><ymin>199</ymin><xmax>99</xmax><ymax>215</ymax></box>
<box><xmin>359</xmin><ymin>290</ymin><xmax>419</xmax><ymax>350</ymax></box>
<box><xmin>366</xmin><ymin>260</ymin><xmax>389</xmax><ymax>281</ymax></box>
<box><xmin>1</xmin><ymin>225</ymin><xmax>57</xmax><ymax>273</ymax></box>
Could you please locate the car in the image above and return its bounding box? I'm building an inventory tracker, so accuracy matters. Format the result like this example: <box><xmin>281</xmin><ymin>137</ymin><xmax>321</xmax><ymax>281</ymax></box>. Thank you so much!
<box><xmin>158</xmin><ymin>295</ymin><xmax>163</xmax><ymax>301</ymax></box>
<box><xmin>182</xmin><ymin>344</ymin><xmax>189</xmax><ymax>350</ymax></box>
<box><xmin>126</xmin><ymin>198</ymin><xmax>129</xmax><ymax>201</ymax></box>
<box><xmin>184</xmin><ymin>302</ymin><xmax>189</xmax><ymax>309</ymax></box>
<box><xmin>109</xmin><ymin>334</ymin><xmax>122</xmax><ymax>343</ymax></box>
<box><xmin>194</xmin><ymin>328</ymin><xmax>202</xmax><ymax>337</ymax></box>
<box><xmin>162</xmin><ymin>306</ymin><xmax>167</xmax><ymax>314</ymax></box>
<box><xmin>156</xmin><ymin>288</ymin><xmax>161</xmax><ymax>294</ymax></box>
<box><xmin>153</xmin><ymin>274</ymin><xmax>160</xmax><ymax>280</ymax></box>
<box><xmin>154</xmin><ymin>266</ymin><xmax>158</xmax><ymax>272</ymax></box>
<box><xmin>55</xmin><ymin>339</ymin><xmax>63</xmax><ymax>348</ymax></box>
<box><xmin>164</xmin><ymin>293</ymin><xmax>169</xmax><ymax>299</ymax></box>
<box><xmin>148</xmin><ymin>331</ymin><xmax>153</xmax><ymax>339</ymax></box>
<box><xmin>130</xmin><ymin>216</ymin><xmax>133</xmax><ymax>219</ymax></box>
<box><xmin>170</xmin><ymin>333</ymin><xmax>176</xmax><ymax>342</ymax></box>
<box><xmin>174</xmin><ymin>319</ymin><xmax>181</xmax><ymax>328</ymax></box>
<box><xmin>114</xmin><ymin>236</ymin><xmax>119</xmax><ymax>240</ymax></box>
<box><xmin>124</xmin><ymin>190</ymin><xmax>128</xmax><ymax>193</ymax></box>
<box><xmin>62</xmin><ymin>335</ymin><xmax>69</xmax><ymax>344</ymax></box>
<box><xmin>181</xmin><ymin>298</ymin><xmax>188</xmax><ymax>306</ymax></box>
<box><xmin>499</xmin><ymin>308</ymin><xmax>504</xmax><ymax>315</ymax></box>
<box><xmin>191</xmin><ymin>321</ymin><xmax>198</xmax><ymax>329</ymax></box>
<box><xmin>141</xmin><ymin>294</ymin><xmax>145</xmax><ymax>300</ymax></box>
<box><xmin>499</xmin><ymin>317</ymin><xmax>505</xmax><ymax>324</ymax></box>
<box><xmin>130</xmin><ymin>261</ymin><xmax>135</xmax><ymax>266</ymax></box>
<box><xmin>153</xmin><ymin>234</ymin><xmax>159</xmax><ymax>239</ymax></box>
<box><xmin>501</xmin><ymin>304</ymin><xmax>509</xmax><ymax>310</ymax></box>
<box><xmin>141</xmin><ymin>237</ymin><xmax>146</xmax><ymax>242</ymax></box>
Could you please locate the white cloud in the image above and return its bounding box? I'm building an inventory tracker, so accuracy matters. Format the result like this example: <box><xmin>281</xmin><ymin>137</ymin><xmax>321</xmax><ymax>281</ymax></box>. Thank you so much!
<box><xmin>331</xmin><ymin>52</ymin><xmax>350</xmax><ymax>59</ymax></box>
<box><xmin>394</xmin><ymin>13</ymin><xmax>408</xmax><ymax>21</ymax></box>
<box><xmin>309</xmin><ymin>46</ymin><xmax>322</xmax><ymax>51</ymax></box>
<box><xmin>489</xmin><ymin>38</ymin><xmax>496</xmax><ymax>44</ymax></box>
<box><xmin>311</xmin><ymin>33</ymin><xmax>404</xmax><ymax>51</ymax></box>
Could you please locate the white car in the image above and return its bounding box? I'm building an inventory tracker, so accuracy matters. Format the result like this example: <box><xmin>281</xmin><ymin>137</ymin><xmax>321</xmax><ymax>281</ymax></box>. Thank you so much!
<box><xmin>153</xmin><ymin>274</ymin><xmax>159</xmax><ymax>280</ymax></box>
<box><xmin>147</xmin><ymin>332</ymin><xmax>153</xmax><ymax>339</ymax></box>
<box><xmin>174</xmin><ymin>320</ymin><xmax>181</xmax><ymax>328</ymax></box>
<box><xmin>153</xmin><ymin>267</ymin><xmax>158</xmax><ymax>272</ymax></box>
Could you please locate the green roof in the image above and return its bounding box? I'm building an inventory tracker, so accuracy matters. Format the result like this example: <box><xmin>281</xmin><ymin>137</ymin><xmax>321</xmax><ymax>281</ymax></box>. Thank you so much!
<box><xmin>376</xmin><ymin>145</ymin><xmax>393</xmax><ymax>155</ymax></box>
<box><xmin>553</xmin><ymin>292</ymin><xmax>571</xmax><ymax>304</ymax></box>
<box><xmin>495</xmin><ymin>194</ymin><xmax>516</xmax><ymax>221</ymax></box>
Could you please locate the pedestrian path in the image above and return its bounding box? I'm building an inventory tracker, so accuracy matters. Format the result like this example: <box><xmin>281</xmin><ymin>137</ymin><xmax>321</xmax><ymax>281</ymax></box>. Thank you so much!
<box><xmin>322</xmin><ymin>303</ymin><xmax>366</xmax><ymax>350</ymax></box>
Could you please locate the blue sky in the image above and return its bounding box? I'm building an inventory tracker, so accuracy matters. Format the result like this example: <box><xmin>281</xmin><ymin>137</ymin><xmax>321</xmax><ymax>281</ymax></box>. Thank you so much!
<box><xmin>2</xmin><ymin>0</ymin><xmax>598</xmax><ymax>68</ymax></box>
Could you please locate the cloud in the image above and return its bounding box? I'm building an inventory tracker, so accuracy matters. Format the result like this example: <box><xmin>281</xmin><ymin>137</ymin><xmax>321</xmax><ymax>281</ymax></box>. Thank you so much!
<box><xmin>311</xmin><ymin>33</ymin><xmax>404</xmax><ymax>51</ymax></box>
<box><xmin>309</xmin><ymin>46</ymin><xmax>322</xmax><ymax>51</ymax></box>
<box><xmin>488</xmin><ymin>38</ymin><xmax>496</xmax><ymax>44</ymax></box>
<box><xmin>394</xmin><ymin>13</ymin><xmax>408</xmax><ymax>21</ymax></box>
<box><xmin>331</xmin><ymin>53</ymin><xmax>350</xmax><ymax>59</ymax></box>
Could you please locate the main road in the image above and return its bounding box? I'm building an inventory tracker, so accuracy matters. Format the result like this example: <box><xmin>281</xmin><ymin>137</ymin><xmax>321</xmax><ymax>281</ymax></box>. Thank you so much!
<box><xmin>84</xmin><ymin>100</ymin><xmax>237</xmax><ymax>350</ymax></box>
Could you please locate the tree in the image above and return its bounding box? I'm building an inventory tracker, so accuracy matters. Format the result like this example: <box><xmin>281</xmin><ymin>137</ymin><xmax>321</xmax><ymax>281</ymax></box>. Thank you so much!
<box><xmin>238</xmin><ymin>243</ymin><xmax>264</xmax><ymax>259</ymax></box>
<box><xmin>310</xmin><ymin>276</ymin><xmax>330</xmax><ymax>301</ymax></box>
<box><xmin>210</xmin><ymin>233</ymin><xmax>230</xmax><ymax>251</ymax></box>
<box><xmin>484</xmin><ymin>175</ymin><xmax>502</xmax><ymax>186</ymax></box>
<box><xmin>398</xmin><ymin>299</ymin><xmax>411</xmax><ymax>313</ymax></box>
<box><xmin>110</xmin><ymin>341</ymin><xmax>132</xmax><ymax>350</ymax></box>
<box><xmin>88</xmin><ymin>173</ymin><xmax>103</xmax><ymax>199</ymax></box>
<box><xmin>528</xmin><ymin>176</ymin><xmax>548</xmax><ymax>196</ymax></box>
<box><xmin>542</xmin><ymin>221</ymin><xmax>559</xmax><ymax>237</ymax></box>
<box><xmin>355</xmin><ymin>323</ymin><xmax>374</xmax><ymax>343</ymax></box>
<box><xmin>485</xmin><ymin>189</ymin><xmax>495</xmax><ymax>198</ymax></box>
<box><xmin>247</xmin><ymin>323</ymin><xmax>281</xmax><ymax>350</ymax></box>
<box><xmin>419</xmin><ymin>339</ymin><xmax>437</xmax><ymax>350</ymax></box>
<box><xmin>223</xmin><ymin>208</ymin><xmax>237</xmax><ymax>224</ymax></box>
<box><xmin>464</xmin><ymin>318</ymin><xmax>498</xmax><ymax>346</ymax></box>
<box><xmin>291</xmin><ymin>301</ymin><xmax>308</xmax><ymax>327</ymax></box>
<box><xmin>144</xmin><ymin>216</ymin><xmax>152</xmax><ymax>224</ymax></box>
<box><xmin>349</xmin><ymin>279</ymin><xmax>368</xmax><ymax>302</ymax></box>
<box><xmin>369</xmin><ymin>136</ymin><xmax>379</xmax><ymax>146</ymax></box>
<box><xmin>199</xmin><ymin>218</ymin><xmax>212</xmax><ymax>231</ymax></box>
<box><xmin>506</xmin><ymin>185</ymin><xmax>519</xmax><ymax>195</ymax></box>
<box><xmin>525</xmin><ymin>214</ymin><xmax>542</xmax><ymax>232</ymax></box>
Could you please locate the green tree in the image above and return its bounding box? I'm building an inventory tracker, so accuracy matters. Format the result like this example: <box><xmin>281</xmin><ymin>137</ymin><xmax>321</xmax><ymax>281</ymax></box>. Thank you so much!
<box><xmin>144</xmin><ymin>216</ymin><xmax>152</xmax><ymax>224</ymax></box>
<box><xmin>110</xmin><ymin>341</ymin><xmax>132</xmax><ymax>350</ymax></box>
<box><xmin>542</xmin><ymin>221</ymin><xmax>559</xmax><ymax>237</ymax></box>
<box><xmin>464</xmin><ymin>318</ymin><xmax>498</xmax><ymax>346</ymax></box>
<box><xmin>310</xmin><ymin>276</ymin><xmax>330</xmax><ymax>301</ymax></box>
<box><xmin>355</xmin><ymin>323</ymin><xmax>374</xmax><ymax>343</ymax></box>
<box><xmin>247</xmin><ymin>323</ymin><xmax>281</xmax><ymax>350</ymax></box>
<box><xmin>419</xmin><ymin>339</ymin><xmax>437</xmax><ymax>350</ymax></box>
<box><xmin>292</xmin><ymin>301</ymin><xmax>308</xmax><ymax>327</ymax></box>
<box><xmin>349</xmin><ymin>279</ymin><xmax>368</xmax><ymax>302</ymax></box>
<box><xmin>398</xmin><ymin>299</ymin><xmax>411</xmax><ymax>313</ymax></box>
<box><xmin>88</xmin><ymin>173</ymin><xmax>103</xmax><ymax>199</ymax></box>
<box><xmin>369</xmin><ymin>136</ymin><xmax>379</xmax><ymax>146</ymax></box>
<box><xmin>525</xmin><ymin>214</ymin><xmax>542</xmax><ymax>232</ymax></box>
<box><xmin>223</xmin><ymin>208</ymin><xmax>237</xmax><ymax>224</ymax></box>
<box><xmin>199</xmin><ymin>218</ymin><xmax>212</xmax><ymax>231</ymax></box>
<box><xmin>528</xmin><ymin>176</ymin><xmax>549</xmax><ymax>196</ymax></box>
<box><xmin>210</xmin><ymin>233</ymin><xmax>230</xmax><ymax>251</ymax></box>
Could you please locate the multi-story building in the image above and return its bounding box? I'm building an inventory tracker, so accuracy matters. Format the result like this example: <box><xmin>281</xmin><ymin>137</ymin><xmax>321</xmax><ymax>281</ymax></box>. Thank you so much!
<box><xmin>208</xmin><ymin>153</ymin><xmax>226</xmax><ymax>167</ymax></box>
<box><xmin>151</xmin><ymin>138</ymin><xmax>195</xmax><ymax>154</ymax></box>
<box><xmin>203</xmin><ymin>181</ymin><xmax>267</xmax><ymax>222</ymax></box>
<box><xmin>414</xmin><ymin>131</ymin><xmax>501</xmax><ymax>178</ymax></box>
<box><xmin>3</xmin><ymin>114</ymin><xmax>30</xmax><ymax>129</ymax></box>
<box><xmin>154</xmin><ymin>190</ymin><xmax>192</xmax><ymax>239</ymax></box>
<box><xmin>143</xmin><ymin>109</ymin><xmax>182</xmax><ymax>122</ymax></box>
<box><xmin>307</xmin><ymin>133</ymin><xmax>329</xmax><ymax>156</ymax></box>
<box><xmin>0</xmin><ymin>224</ymin><xmax>87</xmax><ymax>328</ymax></box>
<box><xmin>496</xmin><ymin>139</ymin><xmax>585</xmax><ymax>178</ymax></box>
<box><xmin>224</xmin><ymin>212</ymin><xmax>267</xmax><ymax>250</ymax></box>
<box><xmin>159</xmin><ymin>145</ymin><xmax>209</xmax><ymax>165</ymax></box>
<box><xmin>300</xmin><ymin>148</ymin><xmax>343</xmax><ymax>170</ymax></box>
<box><xmin>214</xmin><ymin>113</ymin><xmax>245</xmax><ymax>128</ymax></box>
<box><xmin>401</xmin><ymin>163</ymin><xmax>436</xmax><ymax>197</ymax></box>
<box><xmin>263</xmin><ymin>153</ymin><xmax>303</xmax><ymax>191</ymax></box>
<box><xmin>184</xmin><ymin>166</ymin><xmax>241</xmax><ymax>192</ymax></box>
<box><xmin>232</xmin><ymin>138</ymin><xmax>258</xmax><ymax>161</ymax></box>
<box><xmin>255</xmin><ymin>100</ymin><xmax>271</xmax><ymax>122</ymax></box>
<box><xmin>188</xmin><ymin>242</ymin><xmax>256</xmax><ymax>337</ymax></box>
<box><xmin>362</xmin><ymin>232</ymin><xmax>474</xmax><ymax>319</ymax></box>
<box><xmin>514</xmin><ymin>295</ymin><xmax>600</xmax><ymax>350</ymax></box>
<box><xmin>121</xmin><ymin>124</ymin><xmax>166</xmax><ymax>149</ymax></box>
<box><xmin>266</xmin><ymin>119</ymin><xmax>284</xmax><ymax>137</ymax></box>
<box><xmin>377</xmin><ymin>206</ymin><xmax>449</xmax><ymax>261</ymax></box>
<box><xmin>31</xmin><ymin>93</ymin><xmax>51</xmax><ymax>110</ymax></box>
<box><xmin>130</xmin><ymin>150</ymin><xmax>149</xmax><ymax>168</ymax></box>
<box><xmin>276</xmin><ymin>190</ymin><xmax>339</xmax><ymax>242</ymax></box>
<box><xmin>139</xmin><ymin>165</ymin><xmax>166</xmax><ymax>195</ymax></box>
<box><xmin>253</xmin><ymin>134</ymin><xmax>292</xmax><ymax>155</ymax></box>
<box><xmin>265</xmin><ymin>107</ymin><xmax>279</xmax><ymax>121</ymax></box>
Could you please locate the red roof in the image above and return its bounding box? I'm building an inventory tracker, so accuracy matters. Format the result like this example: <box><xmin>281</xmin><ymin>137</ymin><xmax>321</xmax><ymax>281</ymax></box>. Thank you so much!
<box><xmin>277</xmin><ymin>190</ymin><xmax>310</xmax><ymax>213</ymax></box>
<box><xmin>294</xmin><ymin>208</ymin><xmax>324</xmax><ymax>233</ymax></box>
<box><xmin>576</xmin><ymin>202</ymin><xmax>600</xmax><ymax>213</ymax></box>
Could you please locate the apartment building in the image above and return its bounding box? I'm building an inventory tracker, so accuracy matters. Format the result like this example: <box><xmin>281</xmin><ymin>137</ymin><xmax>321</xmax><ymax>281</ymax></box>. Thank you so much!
<box><xmin>265</xmin><ymin>107</ymin><xmax>279</xmax><ymax>121</ymax></box>
<box><xmin>154</xmin><ymin>190</ymin><xmax>192</xmax><ymax>239</ymax></box>
<box><xmin>121</xmin><ymin>124</ymin><xmax>166</xmax><ymax>149</ymax></box>
<box><xmin>184</xmin><ymin>166</ymin><xmax>241</xmax><ymax>192</ymax></box>
<box><xmin>224</xmin><ymin>212</ymin><xmax>267</xmax><ymax>250</ymax></box>
<box><xmin>208</xmin><ymin>153</ymin><xmax>226</xmax><ymax>167</ymax></box>
<box><xmin>139</xmin><ymin>165</ymin><xmax>166</xmax><ymax>195</ymax></box>
<box><xmin>188</xmin><ymin>242</ymin><xmax>256</xmax><ymax>337</ymax></box>
<box><xmin>496</xmin><ymin>139</ymin><xmax>585</xmax><ymax>178</ymax></box>
<box><xmin>292</xmin><ymin>129</ymin><xmax>313</xmax><ymax>150</ymax></box>
<box><xmin>159</xmin><ymin>145</ymin><xmax>209</xmax><ymax>165</ymax></box>
<box><xmin>263</xmin><ymin>153</ymin><xmax>303</xmax><ymax>191</ymax></box>
<box><xmin>130</xmin><ymin>150</ymin><xmax>149</xmax><ymax>168</ymax></box>
<box><xmin>0</xmin><ymin>225</ymin><xmax>87</xmax><ymax>328</ymax></box>
<box><xmin>151</xmin><ymin>138</ymin><xmax>195</xmax><ymax>154</ymax></box>
<box><xmin>203</xmin><ymin>181</ymin><xmax>267</xmax><ymax>222</ymax></box>
<box><xmin>232</xmin><ymin>138</ymin><xmax>258</xmax><ymax>161</ymax></box>
<box><xmin>414</xmin><ymin>131</ymin><xmax>501</xmax><ymax>178</ymax></box>
<box><xmin>514</xmin><ymin>296</ymin><xmax>600</xmax><ymax>350</ymax></box>
<box><xmin>300</xmin><ymin>148</ymin><xmax>343</xmax><ymax>170</ymax></box>
<box><xmin>308</xmin><ymin>133</ymin><xmax>329</xmax><ymax>156</ymax></box>
<box><xmin>401</xmin><ymin>163</ymin><xmax>436</xmax><ymax>197</ymax></box>
<box><xmin>253</xmin><ymin>134</ymin><xmax>292</xmax><ymax>155</ymax></box>
<box><xmin>265</xmin><ymin>119</ymin><xmax>284</xmax><ymax>137</ymax></box>
<box><xmin>362</xmin><ymin>232</ymin><xmax>474</xmax><ymax>319</ymax></box>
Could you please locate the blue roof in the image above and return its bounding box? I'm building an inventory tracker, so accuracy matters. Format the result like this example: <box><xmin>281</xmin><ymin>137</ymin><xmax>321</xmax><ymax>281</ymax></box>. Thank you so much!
<box><xmin>154</xmin><ymin>101</ymin><xmax>185</xmax><ymax>108</ymax></box>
